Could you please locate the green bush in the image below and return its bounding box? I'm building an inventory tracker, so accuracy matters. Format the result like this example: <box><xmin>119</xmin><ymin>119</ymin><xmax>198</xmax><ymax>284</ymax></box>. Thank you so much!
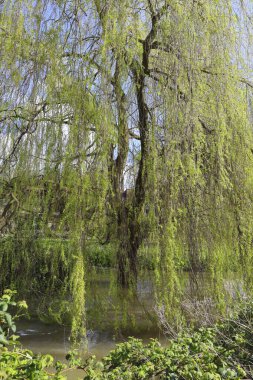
<box><xmin>0</xmin><ymin>290</ymin><xmax>85</xmax><ymax>380</ymax></box>
<box><xmin>86</xmin><ymin>243</ymin><xmax>116</xmax><ymax>268</ymax></box>
<box><xmin>83</xmin><ymin>331</ymin><xmax>246</xmax><ymax>379</ymax></box>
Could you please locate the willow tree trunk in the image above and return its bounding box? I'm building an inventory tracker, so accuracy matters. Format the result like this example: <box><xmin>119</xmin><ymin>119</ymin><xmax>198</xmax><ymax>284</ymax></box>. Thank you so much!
<box><xmin>112</xmin><ymin>5</ymin><xmax>164</xmax><ymax>287</ymax></box>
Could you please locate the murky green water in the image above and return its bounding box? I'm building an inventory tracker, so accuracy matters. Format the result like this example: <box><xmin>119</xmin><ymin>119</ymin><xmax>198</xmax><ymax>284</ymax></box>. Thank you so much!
<box><xmin>17</xmin><ymin>270</ymin><xmax>164</xmax><ymax>357</ymax></box>
<box><xmin>17</xmin><ymin>269</ymin><xmax>244</xmax><ymax>379</ymax></box>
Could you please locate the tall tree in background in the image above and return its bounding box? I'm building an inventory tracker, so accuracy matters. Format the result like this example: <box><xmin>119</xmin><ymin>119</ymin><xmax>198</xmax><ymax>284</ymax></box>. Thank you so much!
<box><xmin>1</xmin><ymin>0</ymin><xmax>253</xmax><ymax>337</ymax></box>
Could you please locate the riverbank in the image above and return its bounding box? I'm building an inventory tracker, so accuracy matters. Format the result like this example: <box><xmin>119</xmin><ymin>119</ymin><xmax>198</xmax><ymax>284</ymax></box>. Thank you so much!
<box><xmin>1</xmin><ymin>290</ymin><xmax>253</xmax><ymax>379</ymax></box>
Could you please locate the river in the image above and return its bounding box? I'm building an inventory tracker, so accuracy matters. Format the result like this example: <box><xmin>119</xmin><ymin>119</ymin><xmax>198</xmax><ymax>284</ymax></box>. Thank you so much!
<box><xmin>16</xmin><ymin>269</ymin><xmax>243</xmax><ymax>379</ymax></box>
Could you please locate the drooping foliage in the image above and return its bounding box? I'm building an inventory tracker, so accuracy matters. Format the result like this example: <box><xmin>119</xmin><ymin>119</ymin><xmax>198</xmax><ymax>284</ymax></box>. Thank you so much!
<box><xmin>0</xmin><ymin>0</ymin><xmax>253</xmax><ymax>337</ymax></box>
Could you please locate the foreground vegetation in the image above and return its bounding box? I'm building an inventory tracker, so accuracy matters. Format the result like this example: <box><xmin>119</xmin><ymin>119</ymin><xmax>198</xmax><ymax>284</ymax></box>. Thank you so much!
<box><xmin>1</xmin><ymin>290</ymin><xmax>253</xmax><ymax>380</ymax></box>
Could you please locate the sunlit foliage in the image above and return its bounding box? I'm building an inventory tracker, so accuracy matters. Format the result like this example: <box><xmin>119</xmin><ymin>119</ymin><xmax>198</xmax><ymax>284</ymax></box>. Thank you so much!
<box><xmin>0</xmin><ymin>0</ymin><xmax>253</xmax><ymax>338</ymax></box>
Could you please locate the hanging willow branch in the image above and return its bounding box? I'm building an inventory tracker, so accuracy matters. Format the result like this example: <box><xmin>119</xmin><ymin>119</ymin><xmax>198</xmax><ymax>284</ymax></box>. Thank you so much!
<box><xmin>0</xmin><ymin>0</ymin><xmax>253</xmax><ymax>338</ymax></box>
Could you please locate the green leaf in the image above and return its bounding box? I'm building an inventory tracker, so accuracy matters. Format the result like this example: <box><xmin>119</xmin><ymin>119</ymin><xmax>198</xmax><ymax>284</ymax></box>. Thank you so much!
<box><xmin>0</xmin><ymin>302</ymin><xmax>8</xmax><ymax>312</ymax></box>
<box><xmin>0</xmin><ymin>334</ymin><xmax>9</xmax><ymax>345</ymax></box>
<box><xmin>4</xmin><ymin>313</ymin><xmax>12</xmax><ymax>328</ymax></box>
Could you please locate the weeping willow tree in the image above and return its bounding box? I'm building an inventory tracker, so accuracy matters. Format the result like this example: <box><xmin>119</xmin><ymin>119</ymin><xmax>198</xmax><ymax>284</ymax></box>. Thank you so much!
<box><xmin>1</xmin><ymin>0</ymin><xmax>253</xmax><ymax>338</ymax></box>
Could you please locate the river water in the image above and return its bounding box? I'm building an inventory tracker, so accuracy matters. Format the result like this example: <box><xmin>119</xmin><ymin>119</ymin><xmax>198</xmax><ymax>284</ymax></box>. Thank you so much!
<box><xmin>16</xmin><ymin>269</ymin><xmax>243</xmax><ymax>379</ymax></box>
<box><xmin>17</xmin><ymin>269</ymin><xmax>165</xmax><ymax>355</ymax></box>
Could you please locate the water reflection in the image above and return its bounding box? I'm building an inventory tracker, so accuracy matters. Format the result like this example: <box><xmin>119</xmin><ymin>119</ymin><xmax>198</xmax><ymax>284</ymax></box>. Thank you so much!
<box><xmin>17</xmin><ymin>269</ymin><xmax>245</xmax><ymax>379</ymax></box>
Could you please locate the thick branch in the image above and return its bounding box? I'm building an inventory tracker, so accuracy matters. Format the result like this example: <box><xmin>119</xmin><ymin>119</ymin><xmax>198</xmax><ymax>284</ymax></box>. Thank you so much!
<box><xmin>201</xmin><ymin>68</ymin><xmax>253</xmax><ymax>89</ymax></box>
